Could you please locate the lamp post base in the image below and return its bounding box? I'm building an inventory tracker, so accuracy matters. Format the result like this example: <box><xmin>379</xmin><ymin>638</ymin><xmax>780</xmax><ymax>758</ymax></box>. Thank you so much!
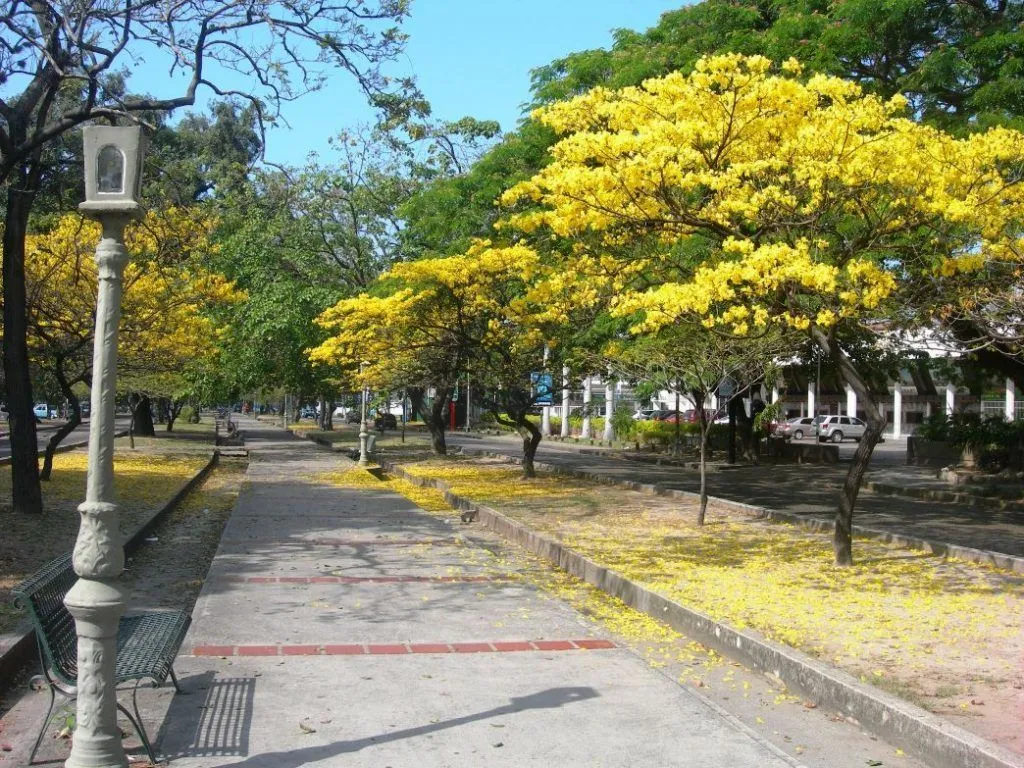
<box><xmin>63</xmin><ymin>578</ymin><xmax>129</xmax><ymax>768</ymax></box>
<box><xmin>358</xmin><ymin>426</ymin><xmax>369</xmax><ymax>466</ymax></box>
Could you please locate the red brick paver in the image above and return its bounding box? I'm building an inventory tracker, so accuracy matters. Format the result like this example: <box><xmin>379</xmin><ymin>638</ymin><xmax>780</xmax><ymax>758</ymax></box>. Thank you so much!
<box><xmin>188</xmin><ymin>639</ymin><xmax>617</xmax><ymax>657</ymax></box>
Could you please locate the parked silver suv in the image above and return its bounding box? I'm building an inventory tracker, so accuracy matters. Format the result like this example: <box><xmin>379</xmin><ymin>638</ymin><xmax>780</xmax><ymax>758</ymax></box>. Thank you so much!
<box><xmin>816</xmin><ymin>415</ymin><xmax>866</xmax><ymax>443</ymax></box>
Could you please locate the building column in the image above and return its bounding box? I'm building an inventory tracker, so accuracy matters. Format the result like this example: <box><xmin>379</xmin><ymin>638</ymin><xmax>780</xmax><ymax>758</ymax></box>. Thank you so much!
<box><xmin>845</xmin><ymin>383</ymin><xmax>857</xmax><ymax>419</ymax></box>
<box><xmin>771</xmin><ymin>385</ymin><xmax>779</xmax><ymax>404</ymax></box>
<box><xmin>603</xmin><ymin>376</ymin><xmax>615</xmax><ymax>442</ymax></box>
<box><xmin>807</xmin><ymin>380</ymin><xmax>815</xmax><ymax>419</ymax></box>
<box><xmin>581</xmin><ymin>377</ymin><xmax>593</xmax><ymax>439</ymax></box>
<box><xmin>1006</xmin><ymin>377</ymin><xmax>1016</xmax><ymax>422</ymax></box>
<box><xmin>561</xmin><ymin>366</ymin><xmax>570</xmax><ymax>438</ymax></box>
<box><xmin>893</xmin><ymin>386</ymin><xmax>903</xmax><ymax>439</ymax></box>
<box><xmin>946</xmin><ymin>383</ymin><xmax>956</xmax><ymax>416</ymax></box>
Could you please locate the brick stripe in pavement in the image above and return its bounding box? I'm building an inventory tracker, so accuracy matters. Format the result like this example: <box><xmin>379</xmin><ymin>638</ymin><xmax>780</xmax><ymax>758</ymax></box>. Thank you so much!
<box><xmin>220</xmin><ymin>574</ymin><xmax>513</xmax><ymax>584</ymax></box>
<box><xmin>188</xmin><ymin>639</ymin><xmax>617</xmax><ymax>656</ymax></box>
<box><xmin>219</xmin><ymin>537</ymin><xmax>463</xmax><ymax>547</ymax></box>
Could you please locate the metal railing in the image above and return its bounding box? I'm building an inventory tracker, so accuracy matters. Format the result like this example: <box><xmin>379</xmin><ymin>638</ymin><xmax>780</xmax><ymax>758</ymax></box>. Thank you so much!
<box><xmin>979</xmin><ymin>399</ymin><xmax>1024</xmax><ymax>420</ymax></box>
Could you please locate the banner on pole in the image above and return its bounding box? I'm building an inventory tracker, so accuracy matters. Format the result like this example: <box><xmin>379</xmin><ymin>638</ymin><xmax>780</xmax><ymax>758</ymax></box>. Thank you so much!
<box><xmin>531</xmin><ymin>372</ymin><xmax>554</xmax><ymax>405</ymax></box>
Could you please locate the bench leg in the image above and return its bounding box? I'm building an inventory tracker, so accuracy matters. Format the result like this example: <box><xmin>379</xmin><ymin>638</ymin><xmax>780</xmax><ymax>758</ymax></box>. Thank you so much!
<box><xmin>121</xmin><ymin>683</ymin><xmax>158</xmax><ymax>765</ymax></box>
<box><xmin>27</xmin><ymin>684</ymin><xmax>57</xmax><ymax>765</ymax></box>
<box><xmin>169</xmin><ymin>666</ymin><xmax>182</xmax><ymax>694</ymax></box>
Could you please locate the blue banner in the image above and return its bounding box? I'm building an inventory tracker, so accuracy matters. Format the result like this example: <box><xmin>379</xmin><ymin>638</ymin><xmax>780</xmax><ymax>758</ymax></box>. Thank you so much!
<box><xmin>531</xmin><ymin>372</ymin><xmax>554</xmax><ymax>405</ymax></box>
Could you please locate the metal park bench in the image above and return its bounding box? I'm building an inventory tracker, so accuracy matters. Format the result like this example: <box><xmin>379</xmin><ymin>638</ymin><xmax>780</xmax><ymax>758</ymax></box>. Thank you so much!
<box><xmin>12</xmin><ymin>553</ymin><xmax>191</xmax><ymax>764</ymax></box>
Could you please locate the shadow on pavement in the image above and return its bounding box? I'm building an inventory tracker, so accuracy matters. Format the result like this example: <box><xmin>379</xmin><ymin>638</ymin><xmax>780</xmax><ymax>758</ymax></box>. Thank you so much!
<box><xmin>161</xmin><ymin>685</ymin><xmax>596</xmax><ymax>767</ymax></box>
<box><xmin>158</xmin><ymin>671</ymin><xmax>255</xmax><ymax>759</ymax></box>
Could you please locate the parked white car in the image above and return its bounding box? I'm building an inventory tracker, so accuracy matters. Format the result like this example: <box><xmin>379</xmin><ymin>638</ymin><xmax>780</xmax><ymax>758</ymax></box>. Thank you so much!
<box><xmin>816</xmin><ymin>415</ymin><xmax>867</xmax><ymax>443</ymax></box>
<box><xmin>33</xmin><ymin>403</ymin><xmax>52</xmax><ymax>419</ymax></box>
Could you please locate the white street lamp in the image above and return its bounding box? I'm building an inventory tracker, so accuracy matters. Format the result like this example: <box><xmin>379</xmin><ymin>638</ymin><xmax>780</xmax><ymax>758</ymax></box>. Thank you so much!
<box><xmin>358</xmin><ymin>362</ymin><xmax>369</xmax><ymax>466</ymax></box>
<box><xmin>67</xmin><ymin>125</ymin><xmax>146</xmax><ymax>768</ymax></box>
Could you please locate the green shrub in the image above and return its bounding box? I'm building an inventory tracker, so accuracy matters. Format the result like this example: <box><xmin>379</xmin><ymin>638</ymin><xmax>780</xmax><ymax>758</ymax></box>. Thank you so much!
<box><xmin>180</xmin><ymin>405</ymin><xmax>199</xmax><ymax>424</ymax></box>
<box><xmin>611</xmin><ymin>405</ymin><xmax>635</xmax><ymax>440</ymax></box>
<box><xmin>916</xmin><ymin>412</ymin><xmax>952</xmax><ymax>441</ymax></box>
<box><xmin>921</xmin><ymin>412</ymin><xmax>1024</xmax><ymax>471</ymax></box>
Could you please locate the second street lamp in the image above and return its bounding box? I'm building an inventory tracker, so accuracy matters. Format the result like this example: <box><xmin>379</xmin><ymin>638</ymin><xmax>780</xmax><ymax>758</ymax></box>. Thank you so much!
<box><xmin>358</xmin><ymin>363</ymin><xmax>369</xmax><ymax>466</ymax></box>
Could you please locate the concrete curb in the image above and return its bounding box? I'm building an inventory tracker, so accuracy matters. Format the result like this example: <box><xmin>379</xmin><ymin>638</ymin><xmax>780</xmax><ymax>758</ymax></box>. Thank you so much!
<box><xmin>863</xmin><ymin>479</ymin><xmax>1024</xmax><ymax>510</ymax></box>
<box><xmin>0</xmin><ymin>429</ymin><xmax>129</xmax><ymax>467</ymax></box>
<box><xmin>0</xmin><ymin>450</ymin><xmax>221</xmax><ymax>692</ymax></box>
<box><xmin>460</xmin><ymin>447</ymin><xmax>1024</xmax><ymax>575</ymax></box>
<box><xmin>379</xmin><ymin>457</ymin><xmax>1024</xmax><ymax>768</ymax></box>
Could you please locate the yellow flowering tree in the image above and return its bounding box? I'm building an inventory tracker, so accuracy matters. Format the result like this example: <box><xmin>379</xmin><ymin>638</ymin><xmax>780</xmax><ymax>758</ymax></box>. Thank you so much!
<box><xmin>312</xmin><ymin>241</ymin><xmax>557</xmax><ymax>473</ymax></box>
<box><xmin>502</xmin><ymin>54</ymin><xmax>1024</xmax><ymax>565</ymax></box>
<box><xmin>23</xmin><ymin>208</ymin><xmax>241</xmax><ymax>476</ymax></box>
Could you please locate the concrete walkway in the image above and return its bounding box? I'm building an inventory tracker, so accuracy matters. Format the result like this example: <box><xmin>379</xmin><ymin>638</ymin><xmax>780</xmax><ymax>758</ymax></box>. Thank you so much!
<box><xmin>449</xmin><ymin>434</ymin><xmax>1024</xmax><ymax>558</ymax></box>
<box><xmin>139</xmin><ymin>427</ymin><xmax>796</xmax><ymax>767</ymax></box>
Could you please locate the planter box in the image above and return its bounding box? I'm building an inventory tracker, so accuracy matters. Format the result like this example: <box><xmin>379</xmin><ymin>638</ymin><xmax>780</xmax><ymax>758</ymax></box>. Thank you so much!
<box><xmin>906</xmin><ymin>436</ymin><xmax>960</xmax><ymax>467</ymax></box>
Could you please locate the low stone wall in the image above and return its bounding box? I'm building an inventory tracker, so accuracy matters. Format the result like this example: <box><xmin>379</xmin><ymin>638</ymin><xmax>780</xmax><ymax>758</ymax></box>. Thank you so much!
<box><xmin>771</xmin><ymin>438</ymin><xmax>840</xmax><ymax>464</ymax></box>
<box><xmin>906</xmin><ymin>436</ymin><xmax>960</xmax><ymax>467</ymax></box>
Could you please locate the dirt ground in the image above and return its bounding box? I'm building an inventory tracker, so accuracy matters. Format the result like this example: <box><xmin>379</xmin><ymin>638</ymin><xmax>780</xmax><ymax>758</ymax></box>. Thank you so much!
<box><xmin>0</xmin><ymin>454</ymin><xmax>247</xmax><ymax>763</ymax></box>
<box><xmin>0</xmin><ymin>426</ymin><xmax>220</xmax><ymax>636</ymax></box>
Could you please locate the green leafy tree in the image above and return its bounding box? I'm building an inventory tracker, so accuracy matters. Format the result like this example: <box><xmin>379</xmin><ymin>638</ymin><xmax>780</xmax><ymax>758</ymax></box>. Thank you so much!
<box><xmin>0</xmin><ymin>0</ymin><xmax>421</xmax><ymax>514</ymax></box>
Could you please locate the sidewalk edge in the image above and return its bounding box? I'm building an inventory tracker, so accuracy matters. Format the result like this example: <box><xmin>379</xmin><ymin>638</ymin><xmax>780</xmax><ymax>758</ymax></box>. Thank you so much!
<box><xmin>381</xmin><ymin>458</ymin><xmax>1024</xmax><ymax>768</ymax></box>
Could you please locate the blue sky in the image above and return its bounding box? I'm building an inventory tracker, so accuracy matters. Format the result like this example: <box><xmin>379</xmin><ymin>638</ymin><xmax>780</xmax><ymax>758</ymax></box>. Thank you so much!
<box><xmin>259</xmin><ymin>1</ymin><xmax>688</xmax><ymax>166</ymax></box>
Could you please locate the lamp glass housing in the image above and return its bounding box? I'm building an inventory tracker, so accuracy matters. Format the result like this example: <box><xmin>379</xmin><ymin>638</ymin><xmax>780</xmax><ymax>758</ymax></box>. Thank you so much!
<box><xmin>80</xmin><ymin>126</ymin><xmax>145</xmax><ymax>214</ymax></box>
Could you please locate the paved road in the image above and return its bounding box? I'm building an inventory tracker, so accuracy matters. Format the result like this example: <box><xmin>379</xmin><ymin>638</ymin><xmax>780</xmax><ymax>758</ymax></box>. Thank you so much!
<box><xmin>0</xmin><ymin>416</ymin><xmax>132</xmax><ymax>459</ymax></box>
<box><xmin>448</xmin><ymin>433</ymin><xmax>1024</xmax><ymax>558</ymax></box>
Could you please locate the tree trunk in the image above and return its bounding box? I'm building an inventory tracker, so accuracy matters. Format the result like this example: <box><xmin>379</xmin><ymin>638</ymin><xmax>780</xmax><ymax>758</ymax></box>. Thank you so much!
<box><xmin>40</xmin><ymin>362</ymin><xmax>82</xmax><ymax>481</ymax></box>
<box><xmin>517</xmin><ymin>416</ymin><xmax>543</xmax><ymax>479</ymax></box>
<box><xmin>673</xmin><ymin>389</ymin><xmax>681</xmax><ymax>456</ymax></box>
<box><xmin>131</xmin><ymin>394</ymin><xmax>156</xmax><ymax>437</ymax></box>
<box><xmin>155</xmin><ymin>397</ymin><xmax>168</xmax><ymax>425</ymax></box>
<box><xmin>727</xmin><ymin>396</ymin><xmax>738</xmax><ymax>464</ymax></box>
<box><xmin>812</xmin><ymin>327</ymin><xmax>884</xmax><ymax>566</ymax></box>
<box><xmin>166</xmin><ymin>399</ymin><xmax>184</xmax><ymax>432</ymax></box>
<box><xmin>2</xmin><ymin>183</ymin><xmax>43</xmax><ymax>514</ymax></box>
<box><xmin>412</xmin><ymin>387</ymin><xmax>450</xmax><ymax>455</ymax></box>
<box><xmin>427</xmin><ymin>389</ymin><xmax>450</xmax><ymax>455</ymax></box>
<box><xmin>324</xmin><ymin>394</ymin><xmax>335</xmax><ymax>431</ymax></box>
<box><xmin>409</xmin><ymin>386</ymin><xmax>450</xmax><ymax>454</ymax></box>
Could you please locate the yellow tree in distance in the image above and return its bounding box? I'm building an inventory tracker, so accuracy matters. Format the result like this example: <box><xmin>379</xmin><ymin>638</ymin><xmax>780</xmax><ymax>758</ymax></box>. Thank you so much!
<box><xmin>21</xmin><ymin>208</ymin><xmax>242</xmax><ymax>475</ymax></box>
<box><xmin>310</xmin><ymin>241</ymin><xmax>553</xmax><ymax>468</ymax></box>
<box><xmin>501</xmin><ymin>54</ymin><xmax>1024</xmax><ymax>565</ymax></box>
